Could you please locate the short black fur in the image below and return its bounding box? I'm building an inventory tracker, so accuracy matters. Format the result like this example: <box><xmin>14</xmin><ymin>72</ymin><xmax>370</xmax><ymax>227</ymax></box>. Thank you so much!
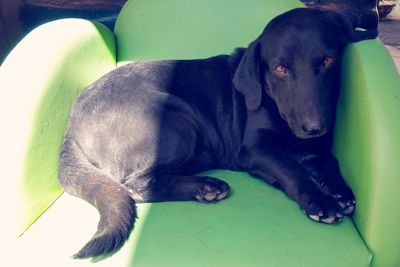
<box><xmin>58</xmin><ymin>8</ymin><xmax>377</xmax><ymax>258</ymax></box>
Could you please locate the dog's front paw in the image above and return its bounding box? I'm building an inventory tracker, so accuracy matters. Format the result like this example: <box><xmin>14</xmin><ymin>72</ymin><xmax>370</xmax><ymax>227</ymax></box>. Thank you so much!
<box><xmin>300</xmin><ymin>191</ymin><xmax>343</xmax><ymax>224</ymax></box>
<box><xmin>313</xmin><ymin>176</ymin><xmax>356</xmax><ymax>216</ymax></box>
<box><xmin>331</xmin><ymin>188</ymin><xmax>356</xmax><ymax>216</ymax></box>
<box><xmin>194</xmin><ymin>177</ymin><xmax>231</xmax><ymax>203</ymax></box>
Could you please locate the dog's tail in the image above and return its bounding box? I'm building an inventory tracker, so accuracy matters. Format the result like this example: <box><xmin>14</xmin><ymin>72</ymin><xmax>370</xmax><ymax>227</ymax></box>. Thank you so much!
<box><xmin>58</xmin><ymin>138</ymin><xmax>136</xmax><ymax>259</ymax></box>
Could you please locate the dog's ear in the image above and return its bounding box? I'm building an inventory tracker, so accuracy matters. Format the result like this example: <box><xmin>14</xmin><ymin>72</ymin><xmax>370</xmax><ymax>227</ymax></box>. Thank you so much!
<box><xmin>327</xmin><ymin>10</ymin><xmax>378</xmax><ymax>43</ymax></box>
<box><xmin>233</xmin><ymin>39</ymin><xmax>263</xmax><ymax>111</ymax></box>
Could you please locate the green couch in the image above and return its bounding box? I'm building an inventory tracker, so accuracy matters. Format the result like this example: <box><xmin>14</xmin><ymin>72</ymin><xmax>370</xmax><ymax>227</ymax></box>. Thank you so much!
<box><xmin>1</xmin><ymin>0</ymin><xmax>399</xmax><ymax>266</ymax></box>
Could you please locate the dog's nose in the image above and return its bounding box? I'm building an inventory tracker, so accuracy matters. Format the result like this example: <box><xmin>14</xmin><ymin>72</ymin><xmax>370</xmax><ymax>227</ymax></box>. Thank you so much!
<box><xmin>301</xmin><ymin>123</ymin><xmax>321</xmax><ymax>136</ymax></box>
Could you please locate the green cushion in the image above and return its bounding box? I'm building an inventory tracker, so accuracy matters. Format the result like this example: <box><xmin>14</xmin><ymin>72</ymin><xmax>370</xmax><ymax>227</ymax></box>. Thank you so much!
<box><xmin>14</xmin><ymin>170</ymin><xmax>372</xmax><ymax>267</ymax></box>
<box><xmin>0</xmin><ymin>19</ymin><xmax>116</xmax><ymax>236</ymax></box>
<box><xmin>333</xmin><ymin>39</ymin><xmax>400</xmax><ymax>267</ymax></box>
<box><xmin>115</xmin><ymin>0</ymin><xmax>304</xmax><ymax>63</ymax></box>
<box><xmin>3</xmin><ymin>0</ymin><xmax>400</xmax><ymax>266</ymax></box>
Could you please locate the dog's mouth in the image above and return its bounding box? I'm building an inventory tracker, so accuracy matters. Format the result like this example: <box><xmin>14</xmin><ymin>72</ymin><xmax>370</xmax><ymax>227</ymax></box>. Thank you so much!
<box><xmin>297</xmin><ymin>128</ymin><xmax>326</xmax><ymax>139</ymax></box>
<box><xmin>293</xmin><ymin>122</ymin><xmax>328</xmax><ymax>139</ymax></box>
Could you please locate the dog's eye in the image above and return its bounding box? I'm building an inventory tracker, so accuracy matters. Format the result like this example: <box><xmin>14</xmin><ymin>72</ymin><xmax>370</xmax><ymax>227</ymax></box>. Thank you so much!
<box><xmin>322</xmin><ymin>56</ymin><xmax>335</xmax><ymax>68</ymax></box>
<box><xmin>274</xmin><ymin>65</ymin><xmax>287</xmax><ymax>75</ymax></box>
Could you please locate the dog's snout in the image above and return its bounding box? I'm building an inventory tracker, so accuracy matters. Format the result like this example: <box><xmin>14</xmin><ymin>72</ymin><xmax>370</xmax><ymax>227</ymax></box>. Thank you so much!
<box><xmin>301</xmin><ymin>123</ymin><xmax>322</xmax><ymax>136</ymax></box>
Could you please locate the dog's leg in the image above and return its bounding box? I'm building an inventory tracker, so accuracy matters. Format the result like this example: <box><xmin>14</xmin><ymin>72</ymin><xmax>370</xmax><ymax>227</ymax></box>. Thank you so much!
<box><xmin>239</xmin><ymin>144</ymin><xmax>342</xmax><ymax>224</ymax></box>
<box><xmin>123</xmin><ymin>175</ymin><xmax>231</xmax><ymax>203</ymax></box>
<box><xmin>59</xmin><ymin>138</ymin><xmax>137</xmax><ymax>259</ymax></box>
<box><xmin>294</xmin><ymin>152</ymin><xmax>355</xmax><ymax>215</ymax></box>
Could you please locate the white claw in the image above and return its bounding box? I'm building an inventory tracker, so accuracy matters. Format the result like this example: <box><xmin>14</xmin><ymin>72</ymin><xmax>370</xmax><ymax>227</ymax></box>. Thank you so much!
<box><xmin>321</xmin><ymin>216</ymin><xmax>336</xmax><ymax>224</ymax></box>
<box><xmin>204</xmin><ymin>193</ymin><xmax>217</xmax><ymax>201</ymax></box>
<box><xmin>339</xmin><ymin>201</ymin><xmax>347</xmax><ymax>209</ymax></box>
<box><xmin>343</xmin><ymin>205</ymin><xmax>354</xmax><ymax>215</ymax></box>
<box><xmin>217</xmin><ymin>191</ymin><xmax>228</xmax><ymax>200</ymax></box>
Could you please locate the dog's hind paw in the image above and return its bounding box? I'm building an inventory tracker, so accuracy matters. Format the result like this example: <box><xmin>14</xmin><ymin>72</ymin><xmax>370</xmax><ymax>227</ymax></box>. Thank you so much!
<box><xmin>194</xmin><ymin>177</ymin><xmax>231</xmax><ymax>203</ymax></box>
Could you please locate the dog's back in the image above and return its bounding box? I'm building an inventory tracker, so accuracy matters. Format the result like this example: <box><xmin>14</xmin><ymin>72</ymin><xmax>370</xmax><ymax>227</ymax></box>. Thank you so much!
<box><xmin>59</xmin><ymin>56</ymin><xmax>241</xmax><ymax>258</ymax></box>
<box><xmin>58</xmin><ymin>7</ymin><xmax>377</xmax><ymax>259</ymax></box>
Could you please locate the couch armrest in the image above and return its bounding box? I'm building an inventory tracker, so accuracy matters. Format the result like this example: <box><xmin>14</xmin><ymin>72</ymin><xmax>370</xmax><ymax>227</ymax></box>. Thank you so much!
<box><xmin>0</xmin><ymin>19</ymin><xmax>116</xmax><ymax>237</ymax></box>
<box><xmin>333</xmin><ymin>40</ymin><xmax>400</xmax><ymax>267</ymax></box>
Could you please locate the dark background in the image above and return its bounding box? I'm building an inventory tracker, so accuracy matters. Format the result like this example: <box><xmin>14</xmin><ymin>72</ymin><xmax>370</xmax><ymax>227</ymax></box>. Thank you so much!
<box><xmin>0</xmin><ymin>0</ymin><xmax>399</xmax><ymax>65</ymax></box>
<box><xmin>0</xmin><ymin>0</ymin><xmax>126</xmax><ymax>64</ymax></box>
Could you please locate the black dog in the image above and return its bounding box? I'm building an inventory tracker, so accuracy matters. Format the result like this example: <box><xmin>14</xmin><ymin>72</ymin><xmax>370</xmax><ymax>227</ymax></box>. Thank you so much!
<box><xmin>58</xmin><ymin>8</ymin><xmax>377</xmax><ymax>258</ymax></box>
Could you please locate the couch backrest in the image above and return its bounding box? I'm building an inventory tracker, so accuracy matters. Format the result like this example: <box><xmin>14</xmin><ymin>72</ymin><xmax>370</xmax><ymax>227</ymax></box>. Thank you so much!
<box><xmin>114</xmin><ymin>0</ymin><xmax>303</xmax><ymax>64</ymax></box>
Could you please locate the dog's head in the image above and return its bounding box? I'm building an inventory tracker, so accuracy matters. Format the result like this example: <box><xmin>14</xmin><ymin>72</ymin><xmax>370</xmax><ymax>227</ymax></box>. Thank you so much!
<box><xmin>233</xmin><ymin>8</ymin><xmax>377</xmax><ymax>139</ymax></box>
